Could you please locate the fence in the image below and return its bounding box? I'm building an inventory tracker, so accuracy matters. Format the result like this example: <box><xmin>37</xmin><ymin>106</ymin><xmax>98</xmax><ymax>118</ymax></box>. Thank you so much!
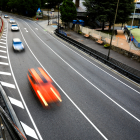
<box><xmin>77</xmin><ymin>25</ymin><xmax>140</xmax><ymax>56</ymax></box>
<box><xmin>125</xmin><ymin>26</ymin><xmax>140</xmax><ymax>48</ymax></box>
<box><xmin>55</xmin><ymin>29</ymin><xmax>140</xmax><ymax>83</ymax></box>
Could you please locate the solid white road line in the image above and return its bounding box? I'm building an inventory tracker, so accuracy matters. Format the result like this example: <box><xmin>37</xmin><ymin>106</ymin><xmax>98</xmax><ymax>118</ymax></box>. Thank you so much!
<box><xmin>24</xmin><ymin>20</ymin><xmax>140</xmax><ymax>123</ymax></box>
<box><xmin>8</xmin><ymin>97</ymin><xmax>24</xmax><ymax>109</ymax></box>
<box><xmin>0</xmin><ymin>71</ymin><xmax>11</xmax><ymax>75</ymax></box>
<box><xmin>18</xmin><ymin>21</ymin><xmax>108</xmax><ymax>140</ymax></box>
<box><xmin>0</xmin><ymin>42</ymin><xmax>6</xmax><ymax>45</ymax></box>
<box><xmin>0</xmin><ymin>62</ymin><xmax>9</xmax><ymax>65</ymax></box>
<box><xmin>0</xmin><ymin>55</ymin><xmax>7</xmax><ymax>59</ymax></box>
<box><xmin>6</xmin><ymin>22</ymin><xmax>41</xmax><ymax>140</ymax></box>
<box><xmin>40</xmin><ymin>23</ymin><xmax>140</xmax><ymax>94</ymax></box>
<box><xmin>1</xmin><ymin>81</ymin><xmax>16</xmax><ymax>89</ymax></box>
<box><xmin>0</xmin><ymin>50</ymin><xmax>6</xmax><ymax>53</ymax></box>
<box><xmin>0</xmin><ymin>45</ymin><xmax>6</xmax><ymax>49</ymax></box>
<box><xmin>20</xmin><ymin>122</ymin><xmax>38</xmax><ymax>140</ymax></box>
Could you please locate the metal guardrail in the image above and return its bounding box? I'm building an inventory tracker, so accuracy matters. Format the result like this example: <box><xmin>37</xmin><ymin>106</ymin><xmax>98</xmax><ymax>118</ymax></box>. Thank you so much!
<box><xmin>55</xmin><ymin>29</ymin><xmax>140</xmax><ymax>83</ymax></box>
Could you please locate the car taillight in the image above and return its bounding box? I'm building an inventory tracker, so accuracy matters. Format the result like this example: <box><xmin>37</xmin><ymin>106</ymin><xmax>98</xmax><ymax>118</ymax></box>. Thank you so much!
<box><xmin>37</xmin><ymin>90</ymin><xmax>48</xmax><ymax>106</ymax></box>
<box><xmin>50</xmin><ymin>87</ymin><xmax>62</xmax><ymax>102</ymax></box>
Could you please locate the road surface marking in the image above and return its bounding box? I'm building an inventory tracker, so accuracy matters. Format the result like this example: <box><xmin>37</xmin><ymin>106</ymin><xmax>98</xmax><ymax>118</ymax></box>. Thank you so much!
<box><xmin>18</xmin><ymin>20</ymin><xmax>108</xmax><ymax>140</ymax></box>
<box><xmin>0</xmin><ymin>62</ymin><xmax>9</xmax><ymax>65</ymax></box>
<box><xmin>46</xmin><ymin>25</ymin><xmax>140</xmax><ymax>91</ymax></box>
<box><xmin>20</xmin><ymin>122</ymin><xmax>38</xmax><ymax>140</ymax></box>
<box><xmin>24</xmin><ymin>28</ymin><xmax>28</xmax><ymax>32</ymax></box>
<box><xmin>0</xmin><ymin>71</ymin><xmax>11</xmax><ymax>75</ymax></box>
<box><xmin>1</xmin><ymin>81</ymin><xmax>15</xmax><ymax>89</ymax></box>
<box><xmin>35</xmin><ymin>28</ymin><xmax>38</xmax><ymax>30</ymax></box>
<box><xmin>0</xmin><ymin>39</ymin><xmax>6</xmax><ymax>41</ymax></box>
<box><xmin>1</xmin><ymin>36</ymin><xmax>6</xmax><ymax>39</ymax></box>
<box><xmin>0</xmin><ymin>55</ymin><xmax>7</xmax><ymax>59</ymax></box>
<box><xmin>0</xmin><ymin>42</ymin><xmax>6</xmax><ymax>45</ymax></box>
<box><xmin>0</xmin><ymin>50</ymin><xmax>6</xmax><ymax>53</ymax></box>
<box><xmin>0</xmin><ymin>45</ymin><xmax>6</xmax><ymax>49</ymax></box>
<box><xmin>26</xmin><ymin>21</ymin><xmax>140</xmax><ymax>123</ymax></box>
<box><xmin>7</xmin><ymin>22</ymin><xmax>41</xmax><ymax>140</ymax></box>
<box><xmin>9</xmin><ymin>97</ymin><xmax>24</xmax><ymax>109</ymax></box>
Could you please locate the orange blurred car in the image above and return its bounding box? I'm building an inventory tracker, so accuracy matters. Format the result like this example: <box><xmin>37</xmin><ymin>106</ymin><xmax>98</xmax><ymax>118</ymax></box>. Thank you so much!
<box><xmin>27</xmin><ymin>67</ymin><xmax>62</xmax><ymax>108</ymax></box>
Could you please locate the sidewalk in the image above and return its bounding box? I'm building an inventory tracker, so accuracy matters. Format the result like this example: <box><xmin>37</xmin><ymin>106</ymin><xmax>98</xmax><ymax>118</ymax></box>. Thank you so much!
<box><xmin>37</xmin><ymin>20</ymin><xmax>140</xmax><ymax>71</ymax></box>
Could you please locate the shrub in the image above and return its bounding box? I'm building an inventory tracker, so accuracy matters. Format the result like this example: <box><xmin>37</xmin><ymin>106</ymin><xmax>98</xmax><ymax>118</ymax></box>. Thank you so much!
<box><xmin>78</xmin><ymin>30</ymin><xmax>82</xmax><ymax>34</ymax></box>
<box><xmin>104</xmin><ymin>44</ymin><xmax>110</xmax><ymax>48</ymax></box>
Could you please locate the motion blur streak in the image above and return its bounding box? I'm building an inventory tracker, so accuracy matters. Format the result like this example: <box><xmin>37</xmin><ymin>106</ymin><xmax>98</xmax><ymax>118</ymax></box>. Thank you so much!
<box><xmin>50</xmin><ymin>87</ymin><xmax>62</xmax><ymax>102</ymax></box>
<box><xmin>37</xmin><ymin>90</ymin><xmax>48</xmax><ymax>106</ymax></box>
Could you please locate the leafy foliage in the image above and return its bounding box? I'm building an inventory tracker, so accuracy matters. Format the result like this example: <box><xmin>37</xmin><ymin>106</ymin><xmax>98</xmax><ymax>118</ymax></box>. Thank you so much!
<box><xmin>60</xmin><ymin>0</ymin><xmax>77</xmax><ymax>23</ymax></box>
<box><xmin>83</xmin><ymin>0</ymin><xmax>135</xmax><ymax>30</ymax></box>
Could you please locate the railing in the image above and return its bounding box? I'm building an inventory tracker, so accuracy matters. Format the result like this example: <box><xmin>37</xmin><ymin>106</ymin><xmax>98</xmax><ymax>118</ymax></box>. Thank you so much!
<box><xmin>55</xmin><ymin>29</ymin><xmax>140</xmax><ymax>83</ymax></box>
<box><xmin>125</xmin><ymin>26</ymin><xmax>140</xmax><ymax>48</ymax></box>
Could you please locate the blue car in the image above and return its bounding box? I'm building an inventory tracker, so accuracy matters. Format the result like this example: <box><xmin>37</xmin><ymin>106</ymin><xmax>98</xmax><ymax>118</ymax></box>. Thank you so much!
<box><xmin>12</xmin><ymin>38</ymin><xmax>24</xmax><ymax>52</ymax></box>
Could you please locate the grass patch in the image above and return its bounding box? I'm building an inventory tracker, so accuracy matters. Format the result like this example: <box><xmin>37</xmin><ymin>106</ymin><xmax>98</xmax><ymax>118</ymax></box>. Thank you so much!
<box><xmin>128</xmin><ymin>29</ymin><xmax>140</xmax><ymax>43</ymax></box>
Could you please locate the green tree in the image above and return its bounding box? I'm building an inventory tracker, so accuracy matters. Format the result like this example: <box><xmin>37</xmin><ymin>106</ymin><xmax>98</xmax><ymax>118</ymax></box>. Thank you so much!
<box><xmin>116</xmin><ymin>0</ymin><xmax>134</xmax><ymax>27</ymax></box>
<box><xmin>83</xmin><ymin>0</ymin><xmax>135</xmax><ymax>31</ymax></box>
<box><xmin>60</xmin><ymin>0</ymin><xmax>77</xmax><ymax>28</ymax></box>
<box><xmin>8</xmin><ymin>0</ymin><xmax>41</xmax><ymax>17</ymax></box>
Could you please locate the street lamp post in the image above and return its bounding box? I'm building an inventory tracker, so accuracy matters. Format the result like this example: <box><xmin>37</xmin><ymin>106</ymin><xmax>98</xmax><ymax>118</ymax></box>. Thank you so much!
<box><xmin>45</xmin><ymin>3</ymin><xmax>49</xmax><ymax>25</ymax></box>
<box><xmin>58</xmin><ymin>4</ymin><xmax>60</xmax><ymax>30</ymax></box>
<box><xmin>107</xmin><ymin>0</ymin><xmax>119</xmax><ymax>60</ymax></box>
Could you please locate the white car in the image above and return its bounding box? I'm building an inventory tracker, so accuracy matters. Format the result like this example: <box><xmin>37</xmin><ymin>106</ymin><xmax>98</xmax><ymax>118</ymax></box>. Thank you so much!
<box><xmin>12</xmin><ymin>38</ymin><xmax>24</xmax><ymax>52</ymax></box>
<box><xmin>4</xmin><ymin>15</ymin><xmax>9</xmax><ymax>18</ymax></box>
<box><xmin>51</xmin><ymin>8</ymin><xmax>54</xmax><ymax>12</ymax></box>
<box><xmin>9</xmin><ymin>19</ymin><xmax>16</xmax><ymax>24</ymax></box>
<box><xmin>11</xmin><ymin>24</ymin><xmax>19</xmax><ymax>31</ymax></box>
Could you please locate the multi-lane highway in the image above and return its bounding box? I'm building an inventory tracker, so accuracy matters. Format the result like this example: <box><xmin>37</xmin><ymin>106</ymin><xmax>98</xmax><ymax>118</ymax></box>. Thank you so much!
<box><xmin>0</xmin><ymin>14</ymin><xmax>140</xmax><ymax>140</ymax></box>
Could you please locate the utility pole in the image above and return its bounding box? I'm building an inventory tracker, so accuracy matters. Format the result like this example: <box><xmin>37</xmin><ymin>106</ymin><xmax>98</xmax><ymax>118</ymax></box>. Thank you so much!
<box><xmin>107</xmin><ymin>0</ymin><xmax>119</xmax><ymax>60</ymax></box>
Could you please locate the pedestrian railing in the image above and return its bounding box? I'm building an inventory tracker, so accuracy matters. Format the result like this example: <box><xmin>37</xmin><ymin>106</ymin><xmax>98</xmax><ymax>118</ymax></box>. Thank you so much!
<box><xmin>55</xmin><ymin>29</ymin><xmax>140</xmax><ymax>83</ymax></box>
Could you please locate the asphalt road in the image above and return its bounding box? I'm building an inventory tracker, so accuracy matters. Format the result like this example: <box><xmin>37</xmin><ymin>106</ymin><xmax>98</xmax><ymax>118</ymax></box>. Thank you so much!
<box><xmin>1</xmin><ymin>14</ymin><xmax>140</xmax><ymax>140</ymax></box>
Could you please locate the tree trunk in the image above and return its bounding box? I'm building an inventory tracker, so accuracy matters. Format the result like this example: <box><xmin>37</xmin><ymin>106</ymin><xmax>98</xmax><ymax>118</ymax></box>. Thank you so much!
<box><xmin>121</xmin><ymin>23</ymin><xmax>123</xmax><ymax>29</ymax></box>
<box><xmin>109</xmin><ymin>21</ymin><xmax>112</xmax><ymax>32</ymax></box>
<box><xmin>102</xmin><ymin>21</ymin><xmax>105</xmax><ymax>31</ymax></box>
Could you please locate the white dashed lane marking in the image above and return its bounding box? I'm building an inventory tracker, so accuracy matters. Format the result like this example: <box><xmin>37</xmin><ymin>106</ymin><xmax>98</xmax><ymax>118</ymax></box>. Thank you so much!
<box><xmin>0</xmin><ymin>39</ymin><xmax>6</xmax><ymax>41</ymax></box>
<box><xmin>20</xmin><ymin>122</ymin><xmax>38</xmax><ymax>140</ymax></box>
<box><xmin>0</xmin><ymin>55</ymin><xmax>7</xmax><ymax>59</ymax></box>
<box><xmin>0</xmin><ymin>81</ymin><xmax>16</xmax><ymax>89</ymax></box>
<box><xmin>1</xmin><ymin>36</ymin><xmax>6</xmax><ymax>39</ymax></box>
<box><xmin>0</xmin><ymin>71</ymin><xmax>11</xmax><ymax>75</ymax></box>
<box><xmin>8</xmin><ymin>97</ymin><xmax>24</xmax><ymax>109</ymax></box>
<box><xmin>0</xmin><ymin>42</ymin><xmax>6</xmax><ymax>45</ymax></box>
<box><xmin>0</xmin><ymin>45</ymin><xmax>6</xmax><ymax>49</ymax></box>
<box><xmin>0</xmin><ymin>50</ymin><xmax>6</xmax><ymax>53</ymax></box>
<box><xmin>0</xmin><ymin>62</ymin><xmax>9</xmax><ymax>65</ymax></box>
<box><xmin>24</xmin><ymin>28</ymin><xmax>28</xmax><ymax>32</ymax></box>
